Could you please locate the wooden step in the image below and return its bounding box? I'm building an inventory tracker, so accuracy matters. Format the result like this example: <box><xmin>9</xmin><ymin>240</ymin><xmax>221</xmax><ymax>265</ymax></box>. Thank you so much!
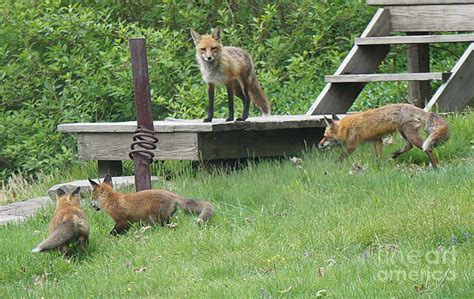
<box><xmin>325</xmin><ymin>72</ymin><xmax>451</xmax><ymax>83</ymax></box>
<box><xmin>355</xmin><ymin>34</ymin><xmax>474</xmax><ymax>45</ymax></box>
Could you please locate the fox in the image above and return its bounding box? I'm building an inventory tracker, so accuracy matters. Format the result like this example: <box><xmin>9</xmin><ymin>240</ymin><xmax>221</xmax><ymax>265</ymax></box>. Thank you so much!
<box><xmin>190</xmin><ymin>27</ymin><xmax>271</xmax><ymax>122</ymax></box>
<box><xmin>318</xmin><ymin>103</ymin><xmax>449</xmax><ymax>168</ymax></box>
<box><xmin>32</xmin><ymin>187</ymin><xmax>89</xmax><ymax>253</ymax></box>
<box><xmin>88</xmin><ymin>175</ymin><xmax>214</xmax><ymax>235</ymax></box>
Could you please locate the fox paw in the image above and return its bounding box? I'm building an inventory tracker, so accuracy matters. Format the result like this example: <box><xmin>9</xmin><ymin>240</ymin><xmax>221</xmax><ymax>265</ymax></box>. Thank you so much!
<box><xmin>236</xmin><ymin>117</ymin><xmax>247</xmax><ymax>122</ymax></box>
<box><xmin>225</xmin><ymin>117</ymin><xmax>234</xmax><ymax>122</ymax></box>
<box><xmin>166</xmin><ymin>222</ymin><xmax>178</xmax><ymax>229</ymax></box>
<box><xmin>203</xmin><ymin>118</ymin><xmax>212</xmax><ymax>123</ymax></box>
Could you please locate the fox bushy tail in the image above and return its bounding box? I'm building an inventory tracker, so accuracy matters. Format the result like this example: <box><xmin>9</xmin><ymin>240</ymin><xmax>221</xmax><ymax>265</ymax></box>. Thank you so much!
<box><xmin>176</xmin><ymin>198</ymin><xmax>214</xmax><ymax>224</ymax></box>
<box><xmin>32</xmin><ymin>222</ymin><xmax>76</xmax><ymax>253</ymax></box>
<box><xmin>248</xmin><ymin>76</ymin><xmax>271</xmax><ymax>116</ymax></box>
<box><xmin>422</xmin><ymin>113</ymin><xmax>450</xmax><ymax>151</ymax></box>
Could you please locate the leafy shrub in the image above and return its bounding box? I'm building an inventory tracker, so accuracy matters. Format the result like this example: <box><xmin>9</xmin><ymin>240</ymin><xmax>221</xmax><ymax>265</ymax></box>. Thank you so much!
<box><xmin>0</xmin><ymin>0</ymin><xmax>466</xmax><ymax>180</ymax></box>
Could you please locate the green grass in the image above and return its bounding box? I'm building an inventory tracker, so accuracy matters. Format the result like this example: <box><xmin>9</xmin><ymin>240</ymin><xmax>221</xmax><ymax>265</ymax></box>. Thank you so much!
<box><xmin>0</xmin><ymin>113</ymin><xmax>473</xmax><ymax>298</ymax></box>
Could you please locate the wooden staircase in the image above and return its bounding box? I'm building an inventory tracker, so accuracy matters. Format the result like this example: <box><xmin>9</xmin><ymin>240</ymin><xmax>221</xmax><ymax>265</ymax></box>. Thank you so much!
<box><xmin>307</xmin><ymin>0</ymin><xmax>474</xmax><ymax>115</ymax></box>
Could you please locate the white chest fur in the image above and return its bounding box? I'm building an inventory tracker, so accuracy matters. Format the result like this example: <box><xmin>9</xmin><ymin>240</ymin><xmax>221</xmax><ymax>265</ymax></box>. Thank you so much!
<box><xmin>197</xmin><ymin>57</ymin><xmax>227</xmax><ymax>84</ymax></box>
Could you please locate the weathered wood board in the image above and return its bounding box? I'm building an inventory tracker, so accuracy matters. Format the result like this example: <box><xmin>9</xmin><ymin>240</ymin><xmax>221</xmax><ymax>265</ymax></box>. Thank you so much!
<box><xmin>388</xmin><ymin>4</ymin><xmax>474</xmax><ymax>32</ymax></box>
<box><xmin>325</xmin><ymin>72</ymin><xmax>449</xmax><ymax>83</ymax></box>
<box><xmin>198</xmin><ymin>128</ymin><xmax>324</xmax><ymax>160</ymax></box>
<box><xmin>355</xmin><ymin>34</ymin><xmax>474</xmax><ymax>45</ymax></box>
<box><xmin>425</xmin><ymin>43</ymin><xmax>474</xmax><ymax>112</ymax></box>
<box><xmin>77</xmin><ymin>132</ymin><xmax>199</xmax><ymax>161</ymax></box>
<box><xmin>368</xmin><ymin>0</ymin><xmax>474</xmax><ymax>5</ymax></box>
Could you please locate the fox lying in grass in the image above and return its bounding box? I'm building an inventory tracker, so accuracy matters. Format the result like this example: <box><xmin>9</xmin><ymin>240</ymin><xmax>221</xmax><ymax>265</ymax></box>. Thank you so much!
<box><xmin>88</xmin><ymin>175</ymin><xmax>214</xmax><ymax>235</ymax></box>
<box><xmin>32</xmin><ymin>187</ymin><xmax>89</xmax><ymax>253</ymax></box>
<box><xmin>318</xmin><ymin>104</ymin><xmax>449</xmax><ymax>168</ymax></box>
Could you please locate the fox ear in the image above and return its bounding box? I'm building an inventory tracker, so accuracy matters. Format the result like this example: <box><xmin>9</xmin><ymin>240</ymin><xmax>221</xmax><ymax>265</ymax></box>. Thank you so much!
<box><xmin>190</xmin><ymin>29</ymin><xmax>201</xmax><ymax>46</ymax></box>
<box><xmin>211</xmin><ymin>27</ymin><xmax>222</xmax><ymax>41</ymax></box>
<box><xmin>88</xmin><ymin>178</ymin><xmax>98</xmax><ymax>187</ymax></box>
<box><xmin>332</xmin><ymin>114</ymin><xmax>340</xmax><ymax>120</ymax></box>
<box><xmin>56</xmin><ymin>188</ymin><xmax>66</xmax><ymax>198</ymax></box>
<box><xmin>324</xmin><ymin>116</ymin><xmax>334</xmax><ymax>126</ymax></box>
<box><xmin>71</xmin><ymin>186</ymin><xmax>81</xmax><ymax>196</ymax></box>
<box><xmin>103</xmin><ymin>174</ymin><xmax>113</xmax><ymax>187</ymax></box>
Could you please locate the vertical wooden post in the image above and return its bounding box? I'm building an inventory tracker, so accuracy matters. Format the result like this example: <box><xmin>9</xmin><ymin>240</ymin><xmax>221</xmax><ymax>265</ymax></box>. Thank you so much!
<box><xmin>98</xmin><ymin>160</ymin><xmax>123</xmax><ymax>177</ymax></box>
<box><xmin>407</xmin><ymin>32</ymin><xmax>431</xmax><ymax>108</ymax></box>
<box><xmin>129</xmin><ymin>38</ymin><xmax>154</xmax><ymax>191</ymax></box>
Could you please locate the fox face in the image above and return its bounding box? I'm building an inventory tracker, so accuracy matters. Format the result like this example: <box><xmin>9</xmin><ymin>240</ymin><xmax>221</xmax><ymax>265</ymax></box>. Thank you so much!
<box><xmin>88</xmin><ymin>175</ymin><xmax>113</xmax><ymax>211</ymax></box>
<box><xmin>318</xmin><ymin>115</ymin><xmax>340</xmax><ymax>149</ymax></box>
<box><xmin>190</xmin><ymin>27</ymin><xmax>222</xmax><ymax>63</ymax></box>
<box><xmin>56</xmin><ymin>187</ymin><xmax>81</xmax><ymax>206</ymax></box>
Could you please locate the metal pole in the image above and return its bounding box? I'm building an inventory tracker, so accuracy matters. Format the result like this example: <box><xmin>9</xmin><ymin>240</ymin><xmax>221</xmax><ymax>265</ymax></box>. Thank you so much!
<box><xmin>129</xmin><ymin>38</ymin><xmax>155</xmax><ymax>191</ymax></box>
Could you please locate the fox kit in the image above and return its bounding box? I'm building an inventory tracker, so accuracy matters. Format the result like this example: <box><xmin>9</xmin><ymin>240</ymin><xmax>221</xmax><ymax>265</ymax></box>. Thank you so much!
<box><xmin>318</xmin><ymin>104</ymin><xmax>449</xmax><ymax>167</ymax></box>
<box><xmin>190</xmin><ymin>27</ymin><xmax>271</xmax><ymax>122</ymax></box>
<box><xmin>32</xmin><ymin>187</ymin><xmax>89</xmax><ymax>253</ymax></box>
<box><xmin>88</xmin><ymin>175</ymin><xmax>214</xmax><ymax>235</ymax></box>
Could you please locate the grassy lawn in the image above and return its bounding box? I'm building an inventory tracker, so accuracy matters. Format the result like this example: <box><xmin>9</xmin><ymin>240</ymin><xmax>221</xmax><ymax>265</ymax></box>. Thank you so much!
<box><xmin>0</xmin><ymin>113</ymin><xmax>473</xmax><ymax>298</ymax></box>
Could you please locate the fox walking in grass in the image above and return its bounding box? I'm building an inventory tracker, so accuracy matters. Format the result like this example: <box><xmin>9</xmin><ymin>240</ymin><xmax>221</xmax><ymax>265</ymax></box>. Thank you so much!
<box><xmin>190</xmin><ymin>27</ymin><xmax>271</xmax><ymax>122</ymax></box>
<box><xmin>88</xmin><ymin>175</ymin><xmax>214</xmax><ymax>235</ymax></box>
<box><xmin>32</xmin><ymin>187</ymin><xmax>89</xmax><ymax>253</ymax></box>
<box><xmin>318</xmin><ymin>103</ymin><xmax>449</xmax><ymax>168</ymax></box>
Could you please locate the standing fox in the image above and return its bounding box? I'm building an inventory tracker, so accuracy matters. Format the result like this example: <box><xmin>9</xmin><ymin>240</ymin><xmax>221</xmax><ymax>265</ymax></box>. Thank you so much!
<box><xmin>190</xmin><ymin>27</ymin><xmax>271</xmax><ymax>122</ymax></box>
<box><xmin>88</xmin><ymin>175</ymin><xmax>214</xmax><ymax>235</ymax></box>
<box><xmin>318</xmin><ymin>104</ymin><xmax>449</xmax><ymax>167</ymax></box>
<box><xmin>32</xmin><ymin>187</ymin><xmax>89</xmax><ymax>253</ymax></box>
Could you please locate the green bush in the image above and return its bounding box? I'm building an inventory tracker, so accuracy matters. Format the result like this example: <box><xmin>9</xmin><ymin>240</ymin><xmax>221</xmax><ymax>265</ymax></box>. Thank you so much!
<box><xmin>0</xmin><ymin>0</ymin><xmax>465</xmax><ymax>180</ymax></box>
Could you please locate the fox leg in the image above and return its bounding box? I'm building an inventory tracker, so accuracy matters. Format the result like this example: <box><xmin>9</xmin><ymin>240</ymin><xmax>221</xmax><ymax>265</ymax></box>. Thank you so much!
<box><xmin>225</xmin><ymin>83</ymin><xmax>234</xmax><ymax>121</ymax></box>
<box><xmin>235</xmin><ymin>79</ymin><xmax>250</xmax><ymax>121</ymax></box>
<box><xmin>338</xmin><ymin>139</ymin><xmax>358</xmax><ymax>162</ymax></box>
<box><xmin>373</xmin><ymin>138</ymin><xmax>383</xmax><ymax>159</ymax></box>
<box><xmin>391</xmin><ymin>130</ymin><xmax>414</xmax><ymax>159</ymax></box>
<box><xmin>78</xmin><ymin>236</ymin><xmax>88</xmax><ymax>251</ymax></box>
<box><xmin>400</xmin><ymin>126</ymin><xmax>438</xmax><ymax>167</ymax></box>
<box><xmin>60</xmin><ymin>244</ymin><xmax>69</xmax><ymax>255</ymax></box>
<box><xmin>110</xmin><ymin>221</ymin><xmax>130</xmax><ymax>235</ymax></box>
<box><xmin>204</xmin><ymin>83</ymin><xmax>215</xmax><ymax>122</ymax></box>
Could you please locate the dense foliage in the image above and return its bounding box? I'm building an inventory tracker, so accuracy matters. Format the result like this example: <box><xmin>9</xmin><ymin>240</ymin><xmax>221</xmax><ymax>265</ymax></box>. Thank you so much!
<box><xmin>0</xmin><ymin>0</ymin><xmax>464</xmax><ymax>180</ymax></box>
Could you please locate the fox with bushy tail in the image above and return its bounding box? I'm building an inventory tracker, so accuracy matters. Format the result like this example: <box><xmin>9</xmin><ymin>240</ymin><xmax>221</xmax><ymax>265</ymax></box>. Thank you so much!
<box><xmin>318</xmin><ymin>104</ymin><xmax>449</xmax><ymax>168</ymax></box>
<box><xmin>191</xmin><ymin>27</ymin><xmax>271</xmax><ymax>122</ymax></box>
<box><xmin>88</xmin><ymin>175</ymin><xmax>214</xmax><ymax>235</ymax></box>
<box><xmin>32</xmin><ymin>187</ymin><xmax>89</xmax><ymax>253</ymax></box>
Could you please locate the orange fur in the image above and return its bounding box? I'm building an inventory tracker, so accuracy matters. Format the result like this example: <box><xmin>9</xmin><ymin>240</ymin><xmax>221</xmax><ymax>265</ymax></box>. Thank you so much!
<box><xmin>191</xmin><ymin>27</ymin><xmax>271</xmax><ymax>122</ymax></box>
<box><xmin>89</xmin><ymin>175</ymin><xmax>214</xmax><ymax>235</ymax></box>
<box><xmin>319</xmin><ymin>104</ymin><xmax>449</xmax><ymax>167</ymax></box>
<box><xmin>32</xmin><ymin>187</ymin><xmax>89</xmax><ymax>253</ymax></box>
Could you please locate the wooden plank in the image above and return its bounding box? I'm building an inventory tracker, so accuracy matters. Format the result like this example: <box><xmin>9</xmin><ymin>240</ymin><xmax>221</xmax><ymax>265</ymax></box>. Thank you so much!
<box><xmin>58</xmin><ymin>120</ymin><xmax>214</xmax><ymax>133</ymax></box>
<box><xmin>58</xmin><ymin>115</ymin><xmax>328</xmax><ymax>134</ymax></box>
<box><xmin>425</xmin><ymin>43</ymin><xmax>474</xmax><ymax>112</ymax></box>
<box><xmin>388</xmin><ymin>5</ymin><xmax>474</xmax><ymax>32</ymax></box>
<box><xmin>325</xmin><ymin>72</ymin><xmax>450</xmax><ymax>83</ymax></box>
<box><xmin>98</xmin><ymin>161</ymin><xmax>123</xmax><ymax>177</ymax></box>
<box><xmin>355</xmin><ymin>34</ymin><xmax>474</xmax><ymax>45</ymax></box>
<box><xmin>198</xmin><ymin>128</ymin><xmax>324</xmax><ymax>160</ymax></box>
<box><xmin>368</xmin><ymin>0</ymin><xmax>474</xmax><ymax>5</ymax></box>
<box><xmin>77</xmin><ymin>132</ymin><xmax>199</xmax><ymax>160</ymax></box>
<box><xmin>407</xmin><ymin>33</ymin><xmax>431</xmax><ymax>107</ymax></box>
<box><xmin>307</xmin><ymin>9</ymin><xmax>391</xmax><ymax>115</ymax></box>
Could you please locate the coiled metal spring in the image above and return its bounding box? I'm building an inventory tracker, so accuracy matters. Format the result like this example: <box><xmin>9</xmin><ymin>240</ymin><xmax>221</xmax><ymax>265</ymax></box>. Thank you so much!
<box><xmin>128</xmin><ymin>127</ymin><xmax>158</xmax><ymax>162</ymax></box>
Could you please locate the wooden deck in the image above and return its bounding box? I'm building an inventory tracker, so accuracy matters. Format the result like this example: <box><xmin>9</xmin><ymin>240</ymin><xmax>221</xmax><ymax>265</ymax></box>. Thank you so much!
<box><xmin>58</xmin><ymin>115</ymin><xmax>331</xmax><ymax>174</ymax></box>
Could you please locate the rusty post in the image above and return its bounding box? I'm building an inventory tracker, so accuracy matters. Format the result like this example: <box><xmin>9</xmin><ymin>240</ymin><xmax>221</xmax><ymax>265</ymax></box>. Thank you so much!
<box><xmin>129</xmin><ymin>38</ymin><xmax>154</xmax><ymax>191</ymax></box>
